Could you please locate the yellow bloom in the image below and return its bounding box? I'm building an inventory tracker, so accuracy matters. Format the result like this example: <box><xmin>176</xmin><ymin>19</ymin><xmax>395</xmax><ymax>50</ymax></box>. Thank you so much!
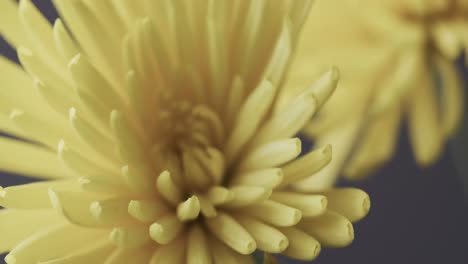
<box><xmin>0</xmin><ymin>0</ymin><xmax>370</xmax><ymax>263</ymax></box>
<box><xmin>285</xmin><ymin>0</ymin><xmax>466</xmax><ymax>189</ymax></box>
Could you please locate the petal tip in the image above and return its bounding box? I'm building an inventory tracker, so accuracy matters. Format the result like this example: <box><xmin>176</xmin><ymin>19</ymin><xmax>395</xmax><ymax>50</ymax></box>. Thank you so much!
<box><xmin>5</xmin><ymin>254</ymin><xmax>16</xmax><ymax>264</ymax></box>
<box><xmin>330</xmin><ymin>66</ymin><xmax>340</xmax><ymax>81</ymax></box>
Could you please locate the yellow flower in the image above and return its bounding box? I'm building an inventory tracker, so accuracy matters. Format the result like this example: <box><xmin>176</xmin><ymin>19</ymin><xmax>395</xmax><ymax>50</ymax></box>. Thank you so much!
<box><xmin>0</xmin><ymin>0</ymin><xmax>370</xmax><ymax>263</ymax></box>
<box><xmin>284</xmin><ymin>0</ymin><xmax>466</xmax><ymax>189</ymax></box>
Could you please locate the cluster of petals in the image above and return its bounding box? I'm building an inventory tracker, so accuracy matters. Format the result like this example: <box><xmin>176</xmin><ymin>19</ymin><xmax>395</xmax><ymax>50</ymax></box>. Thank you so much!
<box><xmin>0</xmin><ymin>0</ymin><xmax>370</xmax><ymax>263</ymax></box>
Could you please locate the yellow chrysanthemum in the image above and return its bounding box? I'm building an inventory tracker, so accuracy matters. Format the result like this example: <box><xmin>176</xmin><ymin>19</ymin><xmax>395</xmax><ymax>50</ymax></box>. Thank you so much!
<box><xmin>0</xmin><ymin>0</ymin><xmax>369</xmax><ymax>263</ymax></box>
<box><xmin>284</xmin><ymin>0</ymin><xmax>466</xmax><ymax>189</ymax></box>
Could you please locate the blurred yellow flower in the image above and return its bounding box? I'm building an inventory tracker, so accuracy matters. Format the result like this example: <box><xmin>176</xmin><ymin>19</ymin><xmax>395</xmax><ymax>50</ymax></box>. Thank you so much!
<box><xmin>0</xmin><ymin>0</ymin><xmax>369</xmax><ymax>263</ymax></box>
<box><xmin>285</xmin><ymin>0</ymin><xmax>466</xmax><ymax>190</ymax></box>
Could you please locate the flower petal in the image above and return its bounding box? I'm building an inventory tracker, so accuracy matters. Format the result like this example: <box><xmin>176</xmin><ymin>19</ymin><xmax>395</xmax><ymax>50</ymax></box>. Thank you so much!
<box><xmin>187</xmin><ymin>225</ymin><xmax>212</xmax><ymax>264</ymax></box>
<box><xmin>343</xmin><ymin>106</ymin><xmax>402</xmax><ymax>179</ymax></box>
<box><xmin>0</xmin><ymin>209</ymin><xmax>64</xmax><ymax>253</ymax></box>
<box><xmin>434</xmin><ymin>54</ymin><xmax>464</xmax><ymax>137</ymax></box>
<box><xmin>104</xmin><ymin>244</ymin><xmax>154</xmax><ymax>264</ymax></box>
<box><xmin>321</xmin><ymin>188</ymin><xmax>370</xmax><ymax>223</ymax></box>
<box><xmin>234</xmin><ymin>214</ymin><xmax>289</xmax><ymax>253</ymax></box>
<box><xmin>238</xmin><ymin>138</ymin><xmax>302</xmax><ymax>172</ymax></box>
<box><xmin>208</xmin><ymin>234</ymin><xmax>255</xmax><ymax>264</ymax></box>
<box><xmin>0</xmin><ymin>0</ymin><xmax>30</xmax><ymax>47</ymax></box>
<box><xmin>110</xmin><ymin>226</ymin><xmax>151</xmax><ymax>249</ymax></box>
<box><xmin>277</xmin><ymin>227</ymin><xmax>321</xmax><ymax>261</ymax></box>
<box><xmin>5</xmin><ymin>223</ymin><xmax>108</xmax><ymax>264</ymax></box>
<box><xmin>408</xmin><ymin>72</ymin><xmax>444</xmax><ymax>166</ymax></box>
<box><xmin>0</xmin><ymin>179</ymin><xmax>78</xmax><ymax>209</ymax></box>
<box><xmin>0</xmin><ymin>137</ymin><xmax>72</xmax><ymax>179</ymax></box>
<box><xmin>242</xmin><ymin>200</ymin><xmax>302</xmax><ymax>227</ymax></box>
<box><xmin>38</xmin><ymin>239</ymin><xmax>113</xmax><ymax>264</ymax></box>
<box><xmin>150</xmin><ymin>236</ymin><xmax>185</xmax><ymax>264</ymax></box>
<box><xmin>270</xmin><ymin>192</ymin><xmax>327</xmax><ymax>218</ymax></box>
<box><xmin>225</xmin><ymin>80</ymin><xmax>276</xmax><ymax>165</ymax></box>
<box><xmin>0</xmin><ymin>56</ymin><xmax>59</xmax><ymax>128</ymax></box>
<box><xmin>298</xmin><ymin>211</ymin><xmax>354</xmax><ymax>248</ymax></box>
<box><xmin>205</xmin><ymin>213</ymin><xmax>256</xmax><ymax>255</ymax></box>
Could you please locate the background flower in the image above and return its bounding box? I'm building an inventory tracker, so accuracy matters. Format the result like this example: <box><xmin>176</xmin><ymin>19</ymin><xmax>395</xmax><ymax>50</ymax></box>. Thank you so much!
<box><xmin>282</xmin><ymin>0</ymin><xmax>467</xmax><ymax>190</ymax></box>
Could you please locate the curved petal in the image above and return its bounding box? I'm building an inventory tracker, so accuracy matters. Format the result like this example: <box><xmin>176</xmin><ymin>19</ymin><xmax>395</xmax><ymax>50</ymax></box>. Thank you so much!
<box><xmin>295</xmin><ymin>117</ymin><xmax>364</xmax><ymax>191</ymax></box>
<box><xmin>0</xmin><ymin>56</ymin><xmax>56</xmax><ymax>123</ymax></box>
<box><xmin>104</xmin><ymin>244</ymin><xmax>154</xmax><ymax>264</ymax></box>
<box><xmin>0</xmin><ymin>209</ymin><xmax>64</xmax><ymax>253</ymax></box>
<box><xmin>39</xmin><ymin>240</ymin><xmax>114</xmax><ymax>264</ymax></box>
<box><xmin>0</xmin><ymin>0</ymin><xmax>30</xmax><ymax>47</ymax></box>
<box><xmin>343</xmin><ymin>105</ymin><xmax>402</xmax><ymax>179</ymax></box>
<box><xmin>0</xmin><ymin>179</ymin><xmax>79</xmax><ymax>209</ymax></box>
<box><xmin>0</xmin><ymin>137</ymin><xmax>73</xmax><ymax>179</ymax></box>
<box><xmin>434</xmin><ymin>55</ymin><xmax>464</xmax><ymax>138</ymax></box>
<box><xmin>408</xmin><ymin>68</ymin><xmax>444</xmax><ymax>166</ymax></box>
<box><xmin>6</xmin><ymin>223</ymin><xmax>108</xmax><ymax>263</ymax></box>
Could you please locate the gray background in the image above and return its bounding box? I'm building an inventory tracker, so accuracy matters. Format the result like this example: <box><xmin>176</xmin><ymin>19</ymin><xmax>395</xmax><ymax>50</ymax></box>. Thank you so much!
<box><xmin>1</xmin><ymin>1</ymin><xmax>467</xmax><ymax>263</ymax></box>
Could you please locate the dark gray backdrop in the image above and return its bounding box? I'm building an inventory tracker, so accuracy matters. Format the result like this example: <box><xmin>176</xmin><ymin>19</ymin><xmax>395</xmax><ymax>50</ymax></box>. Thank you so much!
<box><xmin>1</xmin><ymin>1</ymin><xmax>467</xmax><ymax>263</ymax></box>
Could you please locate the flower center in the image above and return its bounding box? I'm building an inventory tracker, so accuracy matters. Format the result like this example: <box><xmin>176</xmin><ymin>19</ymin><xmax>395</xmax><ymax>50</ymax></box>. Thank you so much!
<box><xmin>155</xmin><ymin>98</ymin><xmax>224</xmax><ymax>154</ymax></box>
<box><xmin>147</xmin><ymin>97</ymin><xmax>231</xmax><ymax>223</ymax></box>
